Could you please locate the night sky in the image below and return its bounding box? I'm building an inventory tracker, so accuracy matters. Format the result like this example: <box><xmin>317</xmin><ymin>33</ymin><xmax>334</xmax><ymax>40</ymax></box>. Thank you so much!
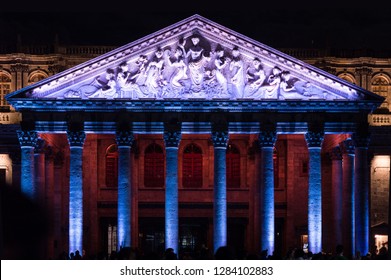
<box><xmin>1</xmin><ymin>1</ymin><xmax>391</xmax><ymax>51</ymax></box>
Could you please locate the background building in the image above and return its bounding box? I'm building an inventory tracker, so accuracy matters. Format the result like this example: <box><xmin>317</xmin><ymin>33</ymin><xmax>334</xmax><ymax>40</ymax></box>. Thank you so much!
<box><xmin>0</xmin><ymin>14</ymin><xmax>390</xmax><ymax>260</ymax></box>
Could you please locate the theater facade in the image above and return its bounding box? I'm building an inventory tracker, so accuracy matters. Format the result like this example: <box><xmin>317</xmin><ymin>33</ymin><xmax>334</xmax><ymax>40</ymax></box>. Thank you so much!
<box><xmin>4</xmin><ymin>15</ymin><xmax>387</xmax><ymax>259</ymax></box>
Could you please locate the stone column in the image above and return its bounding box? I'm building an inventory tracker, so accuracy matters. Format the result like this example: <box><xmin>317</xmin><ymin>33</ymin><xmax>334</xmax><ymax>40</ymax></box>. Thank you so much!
<box><xmin>304</xmin><ymin>130</ymin><xmax>324</xmax><ymax>254</ymax></box>
<box><xmin>340</xmin><ymin>139</ymin><xmax>355</xmax><ymax>258</ymax></box>
<box><xmin>163</xmin><ymin>129</ymin><xmax>181</xmax><ymax>255</ymax></box>
<box><xmin>115</xmin><ymin>130</ymin><xmax>134</xmax><ymax>250</ymax></box>
<box><xmin>258</xmin><ymin>129</ymin><xmax>277</xmax><ymax>256</ymax></box>
<box><xmin>330</xmin><ymin>146</ymin><xmax>343</xmax><ymax>248</ymax></box>
<box><xmin>211</xmin><ymin>130</ymin><xmax>229</xmax><ymax>253</ymax></box>
<box><xmin>389</xmin><ymin>152</ymin><xmax>391</xmax><ymax>260</ymax></box>
<box><xmin>34</xmin><ymin>138</ymin><xmax>46</xmax><ymax>204</ymax></box>
<box><xmin>16</xmin><ymin>130</ymin><xmax>38</xmax><ymax>200</ymax></box>
<box><xmin>355</xmin><ymin>67</ymin><xmax>372</xmax><ymax>90</ymax></box>
<box><xmin>67</xmin><ymin>130</ymin><xmax>86</xmax><ymax>255</ymax></box>
<box><xmin>352</xmin><ymin>132</ymin><xmax>370</xmax><ymax>257</ymax></box>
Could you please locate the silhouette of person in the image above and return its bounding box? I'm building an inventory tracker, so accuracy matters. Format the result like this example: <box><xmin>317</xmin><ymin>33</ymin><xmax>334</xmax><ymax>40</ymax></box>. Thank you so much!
<box><xmin>0</xmin><ymin>183</ymin><xmax>50</xmax><ymax>259</ymax></box>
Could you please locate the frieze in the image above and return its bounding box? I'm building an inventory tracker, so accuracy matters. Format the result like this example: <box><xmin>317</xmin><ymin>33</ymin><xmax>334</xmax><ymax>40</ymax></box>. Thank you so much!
<box><xmin>23</xmin><ymin>15</ymin><xmax>363</xmax><ymax>103</ymax></box>
<box><xmin>52</xmin><ymin>38</ymin><xmax>350</xmax><ymax>101</ymax></box>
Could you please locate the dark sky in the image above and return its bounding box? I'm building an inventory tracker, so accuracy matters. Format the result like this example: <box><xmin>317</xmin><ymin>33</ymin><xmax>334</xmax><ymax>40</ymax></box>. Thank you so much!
<box><xmin>1</xmin><ymin>1</ymin><xmax>391</xmax><ymax>51</ymax></box>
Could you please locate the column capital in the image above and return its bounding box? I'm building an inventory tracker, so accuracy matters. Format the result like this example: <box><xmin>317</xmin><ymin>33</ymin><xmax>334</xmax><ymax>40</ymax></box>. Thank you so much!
<box><xmin>67</xmin><ymin>130</ymin><xmax>86</xmax><ymax>147</ymax></box>
<box><xmin>330</xmin><ymin>146</ymin><xmax>342</xmax><ymax>160</ymax></box>
<box><xmin>17</xmin><ymin>130</ymin><xmax>38</xmax><ymax>147</ymax></box>
<box><xmin>164</xmin><ymin>130</ymin><xmax>181</xmax><ymax>148</ymax></box>
<box><xmin>258</xmin><ymin>129</ymin><xmax>277</xmax><ymax>148</ymax></box>
<box><xmin>305</xmin><ymin>130</ymin><xmax>324</xmax><ymax>148</ymax></box>
<box><xmin>352</xmin><ymin>133</ymin><xmax>370</xmax><ymax>148</ymax></box>
<box><xmin>211</xmin><ymin>130</ymin><xmax>229</xmax><ymax>148</ymax></box>
<box><xmin>339</xmin><ymin>138</ymin><xmax>355</xmax><ymax>155</ymax></box>
<box><xmin>115</xmin><ymin>130</ymin><xmax>134</xmax><ymax>147</ymax></box>
<box><xmin>34</xmin><ymin>138</ymin><xmax>47</xmax><ymax>154</ymax></box>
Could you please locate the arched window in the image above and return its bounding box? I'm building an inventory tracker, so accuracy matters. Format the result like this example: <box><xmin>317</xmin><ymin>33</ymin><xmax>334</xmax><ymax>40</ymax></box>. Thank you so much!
<box><xmin>105</xmin><ymin>144</ymin><xmax>118</xmax><ymax>188</ymax></box>
<box><xmin>28</xmin><ymin>72</ymin><xmax>47</xmax><ymax>85</ymax></box>
<box><xmin>144</xmin><ymin>143</ymin><xmax>164</xmax><ymax>188</ymax></box>
<box><xmin>372</xmin><ymin>75</ymin><xmax>390</xmax><ymax>111</ymax></box>
<box><xmin>0</xmin><ymin>73</ymin><xmax>11</xmax><ymax>107</ymax></box>
<box><xmin>226</xmin><ymin>144</ymin><xmax>240</xmax><ymax>188</ymax></box>
<box><xmin>338</xmin><ymin>73</ymin><xmax>356</xmax><ymax>85</ymax></box>
<box><xmin>183</xmin><ymin>143</ymin><xmax>203</xmax><ymax>188</ymax></box>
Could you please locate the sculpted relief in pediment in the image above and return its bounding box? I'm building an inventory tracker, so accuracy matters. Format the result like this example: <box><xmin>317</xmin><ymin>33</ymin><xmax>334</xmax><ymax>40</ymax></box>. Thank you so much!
<box><xmin>45</xmin><ymin>33</ymin><xmax>354</xmax><ymax>101</ymax></box>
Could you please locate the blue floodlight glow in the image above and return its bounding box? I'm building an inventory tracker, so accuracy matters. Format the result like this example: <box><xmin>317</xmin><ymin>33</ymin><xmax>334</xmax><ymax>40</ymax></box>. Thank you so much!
<box><xmin>69</xmin><ymin>147</ymin><xmax>83</xmax><ymax>254</ymax></box>
<box><xmin>165</xmin><ymin>147</ymin><xmax>179</xmax><ymax>254</ymax></box>
<box><xmin>308</xmin><ymin>147</ymin><xmax>322</xmax><ymax>254</ymax></box>
<box><xmin>117</xmin><ymin>146</ymin><xmax>132</xmax><ymax>250</ymax></box>
<box><xmin>214</xmin><ymin>147</ymin><xmax>227</xmax><ymax>253</ymax></box>
<box><xmin>354</xmin><ymin>148</ymin><xmax>369</xmax><ymax>256</ymax></box>
<box><xmin>260</xmin><ymin>147</ymin><xmax>274</xmax><ymax>255</ymax></box>
<box><xmin>20</xmin><ymin>147</ymin><xmax>36</xmax><ymax>200</ymax></box>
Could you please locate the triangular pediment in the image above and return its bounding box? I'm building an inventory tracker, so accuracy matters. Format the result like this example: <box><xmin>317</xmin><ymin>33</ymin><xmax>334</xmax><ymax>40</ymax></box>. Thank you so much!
<box><xmin>7</xmin><ymin>14</ymin><xmax>383</xmax><ymax>110</ymax></box>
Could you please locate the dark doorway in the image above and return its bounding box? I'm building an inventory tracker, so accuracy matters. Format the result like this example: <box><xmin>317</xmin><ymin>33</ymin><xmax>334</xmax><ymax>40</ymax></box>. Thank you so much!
<box><xmin>228</xmin><ymin>218</ymin><xmax>247</xmax><ymax>258</ymax></box>
<box><xmin>275</xmin><ymin>217</ymin><xmax>285</xmax><ymax>259</ymax></box>
<box><xmin>0</xmin><ymin>169</ymin><xmax>6</xmax><ymax>187</ymax></box>
<box><xmin>99</xmin><ymin>217</ymin><xmax>117</xmax><ymax>259</ymax></box>
<box><xmin>179</xmin><ymin>218</ymin><xmax>209</xmax><ymax>259</ymax></box>
<box><xmin>138</xmin><ymin>217</ymin><xmax>165</xmax><ymax>258</ymax></box>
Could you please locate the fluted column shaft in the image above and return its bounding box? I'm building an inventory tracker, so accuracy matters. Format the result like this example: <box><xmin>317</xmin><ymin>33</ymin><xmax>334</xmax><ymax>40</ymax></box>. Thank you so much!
<box><xmin>163</xmin><ymin>130</ymin><xmax>181</xmax><ymax>255</ymax></box>
<box><xmin>258</xmin><ymin>129</ymin><xmax>277</xmax><ymax>255</ymax></box>
<box><xmin>305</xmin><ymin>130</ymin><xmax>324</xmax><ymax>254</ymax></box>
<box><xmin>330</xmin><ymin>146</ymin><xmax>343</xmax><ymax>247</ymax></box>
<box><xmin>34</xmin><ymin>138</ymin><xmax>46</xmax><ymax>204</ymax></box>
<box><xmin>67</xmin><ymin>130</ymin><xmax>86</xmax><ymax>255</ymax></box>
<box><xmin>17</xmin><ymin>130</ymin><xmax>38</xmax><ymax>200</ymax></box>
<box><xmin>116</xmin><ymin>130</ymin><xmax>134</xmax><ymax>250</ymax></box>
<box><xmin>212</xmin><ymin>130</ymin><xmax>229</xmax><ymax>253</ymax></box>
<box><xmin>353</xmin><ymin>133</ymin><xmax>370</xmax><ymax>257</ymax></box>
<box><xmin>340</xmin><ymin>139</ymin><xmax>355</xmax><ymax>258</ymax></box>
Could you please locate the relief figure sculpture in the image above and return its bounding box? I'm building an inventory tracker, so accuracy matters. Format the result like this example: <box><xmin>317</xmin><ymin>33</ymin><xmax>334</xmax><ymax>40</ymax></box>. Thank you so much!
<box><xmin>260</xmin><ymin>66</ymin><xmax>282</xmax><ymax>99</ymax></box>
<box><xmin>163</xmin><ymin>47</ymin><xmax>189</xmax><ymax>97</ymax></box>
<box><xmin>139</xmin><ymin>48</ymin><xmax>166</xmax><ymax>98</ymax></box>
<box><xmin>243</xmin><ymin>58</ymin><xmax>266</xmax><ymax>98</ymax></box>
<box><xmin>213</xmin><ymin>45</ymin><xmax>231</xmax><ymax>97</ymax></box>
<box><xmin>180</xmin><ymin>35</ymin><xmax>211</xmax><ymax>95</ymax></box>
<box><xmin>278</xmin><ymin>71</ymin><xmax>303</xmax><ymax>99</ymax></box>
<box><xmin>229</xmin><ymin>47</ymin><xmax>245</xmax><ymax>98</ymax></box>
<box><xmin>65</xmin><ymin>68</ymin><xmax>118</xmax><ymax>99</ymax></box>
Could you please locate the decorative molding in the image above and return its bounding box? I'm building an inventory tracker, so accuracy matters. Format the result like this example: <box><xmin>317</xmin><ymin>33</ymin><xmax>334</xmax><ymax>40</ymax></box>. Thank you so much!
<box><xmin>163</xmin><ymin>130</ymin><xmax>181</xmax><ymax>148</ymax></box>
<box><xmin>330</xmin><ymin>146</ymin><xmax>342</xmax><ymax>160</ymax></box>
<box><xmin>305</xmin><ymin>130</ymin><xmax>324</xmax><ymax>148</ymax></box>
<box><xmin>10</xmin><ymin>64</ymin><xmax>29</xmax><ymax>73</ymax></box>
<box><xmin>16</xmin><ymin>130</ymin><xmax>38</xmax><ymax>147</ymax></box>
<box><xmin>66</xmin><ymin>130</ymin><xmax>86</xmax><ymax>147</ymax></box>
<box><xmin>258</xmin><ymin>130</ymin><xmax>277</xmax><ymax>148</ymax></box>
<box><xmin>34</xmin><ymin>138</ymin><xmax>47</xmax><ymax>153</ymax></box>
<box><xmin>352</xmin><ymin>133</ymin><xmax>370</xmax><ymax>148</ymax></box>
<box><xmin>9</xmin><ymin>99</ymin><xmax>381</xmax><ymax>113</ymax></box>
<box><xmin>339</xmin><ymin>139</ymin><xmax>355</xmax><ymax>155</ymax></box>
<box><xmin>115</xmin><ymin>130</ymin><xmax>135</xmax><ymax>147</ymax></box>
<box><xmin>211</xmin><ymin>130</ymin><xmax>229</xmax><ymax>148</ymax></box>
<box><xmin>17</xmin><ymin>15</ymin><xmax>367</xmax><ymax>103</ymax></box>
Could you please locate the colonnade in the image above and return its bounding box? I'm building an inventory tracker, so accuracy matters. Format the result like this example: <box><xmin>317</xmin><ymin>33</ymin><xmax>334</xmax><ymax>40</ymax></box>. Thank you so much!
<box><xmin>16</xmin><ymin>123</ymin><xmax>371</xmax><ymax>256</ymax></box>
